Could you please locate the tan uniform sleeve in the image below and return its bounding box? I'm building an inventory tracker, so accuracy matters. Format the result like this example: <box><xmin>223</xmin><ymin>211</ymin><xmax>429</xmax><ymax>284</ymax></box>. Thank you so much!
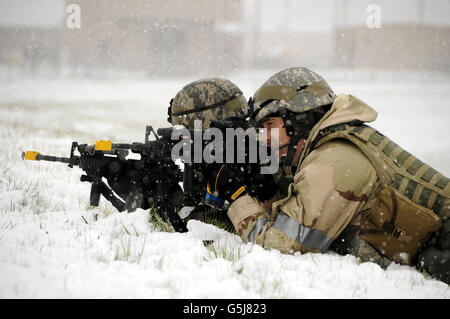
<box><xmin>227</xmin><ymin>140</ymin><xmax>379</xmax><ymax>254</ymax></box>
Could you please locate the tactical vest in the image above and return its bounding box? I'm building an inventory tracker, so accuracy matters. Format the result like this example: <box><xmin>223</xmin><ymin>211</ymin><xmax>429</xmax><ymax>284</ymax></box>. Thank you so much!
<box><xmin>304</xmin><ymin>123</ymin><xmax>450</xmax><ymax>265</ymax></box>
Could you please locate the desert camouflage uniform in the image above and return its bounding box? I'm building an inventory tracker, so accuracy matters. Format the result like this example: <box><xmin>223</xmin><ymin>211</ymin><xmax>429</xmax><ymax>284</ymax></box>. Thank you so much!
<box><xmin>169</xmin><ymin>72</ymin><xmax>450</xmax><ymax>282</ymax></box>
<box><xmin>228</xmin><ymin>70</ymin><xmax>450</xmax><ymax>271</ymax></box>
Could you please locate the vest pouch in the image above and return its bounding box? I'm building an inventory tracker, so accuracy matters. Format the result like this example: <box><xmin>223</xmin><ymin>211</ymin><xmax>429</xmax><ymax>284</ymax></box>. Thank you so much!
<box><xmin>359</xmin><ymin>185</ymin><xmax>441</xmax><ymax>265</ymax></box>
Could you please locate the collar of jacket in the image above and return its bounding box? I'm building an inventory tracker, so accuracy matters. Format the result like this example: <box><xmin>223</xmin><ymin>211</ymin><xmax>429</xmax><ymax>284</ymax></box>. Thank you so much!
<box><xmin>295</xmin><ymin>94</ymin><xmax>378</xmax><ymax>174</ymax></box>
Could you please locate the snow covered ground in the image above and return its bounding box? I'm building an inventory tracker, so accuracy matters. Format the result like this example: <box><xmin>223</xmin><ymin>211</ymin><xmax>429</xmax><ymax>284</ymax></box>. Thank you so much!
<box><xmin>0</xmin><ymin>69</ymin><xmax>449</xmax><ymax>299</ymax></box>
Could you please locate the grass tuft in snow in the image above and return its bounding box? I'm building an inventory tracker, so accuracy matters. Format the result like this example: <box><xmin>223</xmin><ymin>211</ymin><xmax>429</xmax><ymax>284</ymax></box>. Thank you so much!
<box><xmin>148</xmin><ymin>206</ymin><xmax>176</xmax><ymax>233</ymax></box>
<box><xmin>114</xmin><ymin>236</ymin><xmax>147</xmax><ymax>264</ymax></box>
<box><xmin>204</xmin><ymin>240</ymin><xmax>251</xmax><ymax>265</ymax></box>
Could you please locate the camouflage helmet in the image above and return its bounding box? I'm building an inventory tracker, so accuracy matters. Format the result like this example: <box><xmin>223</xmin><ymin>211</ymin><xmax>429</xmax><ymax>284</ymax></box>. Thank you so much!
<box><xmin>169</xmin><ymin>78</ymin><xmax>248</xmax><ymax>129</ymax></box>
<box><xmin>252</xmin><ymin>67</ymin><xmax>336</xmax><ymax>123</ymax></box>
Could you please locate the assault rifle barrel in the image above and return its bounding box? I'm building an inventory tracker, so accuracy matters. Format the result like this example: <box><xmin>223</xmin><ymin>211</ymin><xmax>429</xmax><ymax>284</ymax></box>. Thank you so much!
<box><xmin>22</xmin><ymin>151</ymin><xmax>73</xmax><ymax>164</ymax></box>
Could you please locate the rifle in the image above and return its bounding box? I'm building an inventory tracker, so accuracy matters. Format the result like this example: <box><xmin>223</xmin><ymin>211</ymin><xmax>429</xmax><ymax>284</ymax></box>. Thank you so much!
<box><xmin>169</xmin><ymin>117</ymin><xmax>279</xmax><ymax>212</ymax></box>
<box><xmin>22</xmin><ymin>125</ymin><xmax>188</xmax><ymax>233</ymax></box>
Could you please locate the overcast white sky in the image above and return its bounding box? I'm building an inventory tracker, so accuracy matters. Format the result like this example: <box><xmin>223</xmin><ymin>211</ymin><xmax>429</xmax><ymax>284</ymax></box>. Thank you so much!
<box><xmin>0</xmin><ymin>0</ymin><xmax>449</xmax><ymax>30</ymax></box>
<box><xmin>0</xmin><ymin>0</ymin><xmax>65</xmax><ymax>27</ymax></box>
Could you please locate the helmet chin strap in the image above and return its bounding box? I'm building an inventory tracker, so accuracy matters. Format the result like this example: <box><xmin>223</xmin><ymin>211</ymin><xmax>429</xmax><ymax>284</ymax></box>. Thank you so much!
<box><xmin>279</xmin><ymin>110</ymin><xmax>316</xmax><ymax>167</ymax></box>
<box><xmin>280</xmin><ymin>139</ymin><xmax>300</xmax><ymax>167</ymax></box>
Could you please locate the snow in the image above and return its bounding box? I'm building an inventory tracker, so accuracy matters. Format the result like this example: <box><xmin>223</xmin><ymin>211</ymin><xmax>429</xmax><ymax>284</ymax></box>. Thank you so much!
<box><xmin>0</xmin><ymin>70</ymin><xmax>449</xmax><ymax>298</ymax></box>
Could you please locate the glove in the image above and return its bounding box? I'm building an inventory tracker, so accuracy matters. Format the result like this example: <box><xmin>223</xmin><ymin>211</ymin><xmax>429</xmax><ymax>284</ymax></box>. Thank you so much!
<box><xmin>245</xmin><ymin>171</ymin><xmax>279</xmax><ymax>203</ymax></box>
<box><xmin>205</xmin><ymin>165</ymin><xmax>248</xmax><ymax>208</ymax></box>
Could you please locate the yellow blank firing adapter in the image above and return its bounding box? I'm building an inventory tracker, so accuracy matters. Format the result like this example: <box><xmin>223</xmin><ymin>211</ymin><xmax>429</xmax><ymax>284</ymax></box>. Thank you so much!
<box><xmin>95</xmin><ymin>140</ymin><xmax>112</xmax><ymax>151</ymax></box>
<box><xmin>22</xmin><ymin>151</ymin><xmax>40</xmax><ymax>161</ymax></box>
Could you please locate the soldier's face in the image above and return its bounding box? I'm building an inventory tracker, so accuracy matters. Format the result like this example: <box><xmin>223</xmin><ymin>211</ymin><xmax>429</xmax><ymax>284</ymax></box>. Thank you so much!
<box><xmin>260</xmin><ymin>116</ymin><xmax>291</xmax><ymax>158</ymax></box>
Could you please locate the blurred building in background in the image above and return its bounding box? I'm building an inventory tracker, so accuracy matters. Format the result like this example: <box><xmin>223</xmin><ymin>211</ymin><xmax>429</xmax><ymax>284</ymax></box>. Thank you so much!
<box><xmin>64</xmin><ymin>0</ymin><xmax>243</xmax><ymax>76</ymax></box>
<box><xmin>333</xmin><ymin>0</ymin><xmax>450</xmax><ymax>71</ymax></box>
<box><xmin>0</xmin><ymin>0</ymin><xmax>449</xmax><ymax>78</ymax></box>
<box><xmin>244</xmin><ymin>0</ymin><xmax>450</xmax><ymax>72</ymax></box>
<box><xmin>0</xmin><ymin>0</ymin><xmax>65</xmax><ymax>76</ymax></box>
